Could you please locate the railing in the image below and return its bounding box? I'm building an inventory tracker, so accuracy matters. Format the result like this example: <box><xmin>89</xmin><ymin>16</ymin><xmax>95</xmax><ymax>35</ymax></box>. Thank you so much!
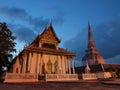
<box><xmin>96</xmin><ymin>72</ymin><xmax>112</xmax><ymax>79</ymax></box>
<box><xmin>82</xmin><ymin>73</ymin><xmax>97</xmax><ymax>80</ymax></box>
<box><xmin>46</xmin><ymin>74</ymin><xmax>78</xmax><ymax>81</ymax></box>
<box><xmin>4</xmin><ymin>73</ymin><xmax>38</xmax><ymax>83</ymax></box>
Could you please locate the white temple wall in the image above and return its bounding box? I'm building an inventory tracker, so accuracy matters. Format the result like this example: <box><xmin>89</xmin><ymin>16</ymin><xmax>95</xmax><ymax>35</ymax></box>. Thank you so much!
<box><xmin>12</xmin><ymin>52</ymin><xmax>74</xmax><ymax>75</ymax></box>
<box><xmin>30</xmin><ymin>53</ymin><xmax>37</xmax><ymax>73</ymax></box>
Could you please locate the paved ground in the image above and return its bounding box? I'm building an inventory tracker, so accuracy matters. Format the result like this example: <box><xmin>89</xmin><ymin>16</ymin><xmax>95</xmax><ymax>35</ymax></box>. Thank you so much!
<box><xmin>0</xmin><ymin>81</ymin><xmax>120</xmax><ymax>90</ymax></box>
<box><xmin>103</xmin><ymin>79</ymin><xmax>120</xmax><ymax>85</ymax></box>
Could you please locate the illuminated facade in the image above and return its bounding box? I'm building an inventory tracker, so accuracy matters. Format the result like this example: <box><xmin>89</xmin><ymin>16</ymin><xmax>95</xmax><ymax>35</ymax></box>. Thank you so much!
<box><xmin>12</xmin><ymin>24</ymin><xmax>75</xmax><ymax>75</ymax></box>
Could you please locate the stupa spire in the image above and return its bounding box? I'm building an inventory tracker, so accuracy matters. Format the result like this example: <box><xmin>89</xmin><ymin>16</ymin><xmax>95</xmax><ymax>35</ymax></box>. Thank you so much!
<box><xmin>88</xmin><ymin>22</ymin><xmax>95</xmax><ymax>48</ymax></box>
<box><xmin>82</xmin><ymin>22</ymin><xmax>105</xmax><ymax>66</ymax></box>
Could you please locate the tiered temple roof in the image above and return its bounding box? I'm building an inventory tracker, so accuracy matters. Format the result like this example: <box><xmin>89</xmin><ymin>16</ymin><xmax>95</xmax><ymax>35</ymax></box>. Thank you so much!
<box><xmin>23</xmin><ymin>24</ymin><xmax>75</xmax><ymax>56</ymax></box>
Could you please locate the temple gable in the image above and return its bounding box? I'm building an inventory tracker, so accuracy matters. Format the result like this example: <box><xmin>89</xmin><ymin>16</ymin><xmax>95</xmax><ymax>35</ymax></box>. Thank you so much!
<box><xmin>41</xmin><ymin>28</ymin><xmax>59</xmax><ymax>44</ymax></box>
<box><xmin>39</xmin><ymin>25</ymin><xmax>60</xmax><ymax>49</ymax></box>
<box><xmin>42</xmin><ymin>28</ymin><xmax>58</xmax><ymax>42</ymax></box>
<box><xmin>29</xmin><ymin>24</ymin><xmax>60</xmax><ymax>49</ymax></box>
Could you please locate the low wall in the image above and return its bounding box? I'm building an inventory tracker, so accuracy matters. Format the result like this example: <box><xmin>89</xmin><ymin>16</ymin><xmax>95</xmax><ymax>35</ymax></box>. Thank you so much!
<box><xmin>4</xmin><ymin>73</ymin><xmax>38</xmax><ymax>83</ymax></box>
<box><xmin>96</xmin><ymin>72</ymin><xmax>112</xmax><ymax>79</ymax></box>
<box><xmin>82</xmin><ymin>73</ymin><xmax>97</xmax><ymax>80</ymax></box>
<box><xmin>46</xmin><ymin>74</ymin><xmax>78</xmax><ymax>81</ymax></box>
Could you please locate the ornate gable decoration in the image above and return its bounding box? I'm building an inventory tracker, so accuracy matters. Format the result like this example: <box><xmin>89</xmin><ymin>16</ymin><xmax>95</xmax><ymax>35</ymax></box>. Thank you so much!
<box><xmin>27</xmin><ymin>24</ymin><xmax>60</xmax><ymax>49</ymax></box>
<box><xmin>40</xmin><ymin>25</ymin><xmax>60</xmax><ymax>44</ymax></box>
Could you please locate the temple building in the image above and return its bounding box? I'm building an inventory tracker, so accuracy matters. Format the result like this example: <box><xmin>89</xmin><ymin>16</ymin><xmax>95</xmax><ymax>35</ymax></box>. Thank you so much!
<box><xmin>82</xmin><ymin>22</ymin><xmax>105</xmax><ymax>66</ymax></box>
<box><xmin>4</xmin><ymin>24</ymin><xmax>78</xmax><ymax>82</ymax></box>
<box><xmin>12</xmin><ymin>24</ymin><xmax>75</xmax><ymax>75</ymax></box>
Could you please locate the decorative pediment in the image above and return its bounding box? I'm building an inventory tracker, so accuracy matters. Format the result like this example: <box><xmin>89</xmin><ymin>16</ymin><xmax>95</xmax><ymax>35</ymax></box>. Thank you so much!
<box><xmin>40</xmin><ymin>24</ymin><xmax>60</xmax><ymax>44</ymax></box>
<box><xmin>28</xmin><ymin>24</ymin><xmax>60</xmax><ymax>49</ymax></box>
<box><xmin>42</xmin><ymin>29</ymin><xmax>57</xmax><ymax>42</ymax></box>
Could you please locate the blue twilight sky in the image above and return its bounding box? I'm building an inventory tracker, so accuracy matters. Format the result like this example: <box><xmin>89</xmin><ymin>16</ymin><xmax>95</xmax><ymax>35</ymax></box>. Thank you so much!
<box><xmin>0</xmin><ymin>0</ymin><xmax>120</xmax><ymax>66</ymax></box>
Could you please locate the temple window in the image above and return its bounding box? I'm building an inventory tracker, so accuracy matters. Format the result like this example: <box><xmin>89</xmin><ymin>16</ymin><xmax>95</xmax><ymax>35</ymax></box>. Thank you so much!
<box><xmin>42</xmin><ymin>43</ymin><xmax>56</xmax><ymax>49</ymax></box>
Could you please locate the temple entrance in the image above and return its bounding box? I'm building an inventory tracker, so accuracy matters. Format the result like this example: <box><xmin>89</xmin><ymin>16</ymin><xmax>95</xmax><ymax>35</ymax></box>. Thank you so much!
<box><xmin>46</xmin><ymin>60</ymin><xmax>58</xmax><ymax>74</ymax></box>
<box><xmin>47</xmin><ymin>60</ymin><xmax>52</xmax><ymax>74</ymax></box>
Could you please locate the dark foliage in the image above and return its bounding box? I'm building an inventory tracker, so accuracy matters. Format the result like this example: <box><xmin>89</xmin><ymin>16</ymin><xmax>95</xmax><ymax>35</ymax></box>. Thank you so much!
<box><xmin>105</xmin><ymin>67</ymin><xmax>115</xmax><ymax>72</ymax></box>
<box><xmin>0</xmin><ymin>22</ymin><xmax>16</xmax><ymax>72</ymax></box>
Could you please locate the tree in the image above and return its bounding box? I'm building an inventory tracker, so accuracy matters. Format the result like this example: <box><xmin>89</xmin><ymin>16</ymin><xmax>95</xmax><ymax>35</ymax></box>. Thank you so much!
<box><xmin>0</xmin><ymin>22</ymin><xmax>16</xmax><ymax>72</ymax></box>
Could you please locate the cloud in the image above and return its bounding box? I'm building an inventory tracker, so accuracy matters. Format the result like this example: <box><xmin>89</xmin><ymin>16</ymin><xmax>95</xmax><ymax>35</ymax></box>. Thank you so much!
<box><xmin>64</xmin><ymin>17</ymin><xmax>120</xmax><ymax>64</ymax></box>
<box><xmin>51</xmin><ymin>6</ymin><xmax>64</xmax><ymax>25</ymax></box>
<box><xmin>14</xmin><ymin>27</ymin><xmax>36</xmax><ymax>43</ymax></box>
<box><xmin>0</xmin><ymin>6</ymin><xmax>28</xmax><ymax>20</ymax></box>
<box><xmin>8</xmin><ymin>23</ymin><xmax>36</xmax><ymax>43</ymax></box>
<box><xmin>105</xmin><ymin>55</ymin><xmax>120</xmax><ymax>64</ymax></box>
<box><xmin>0</xmin><ymin>6</ymin><xmax>64</xmax><ymax>43</ymax></box>
<box><xmin>28</xmin><ymin>17</ymin><xmax>50</xmax><ymax>32</ymax></box>
<box><xmin>0</xmin><ymin>6</ymin><xmax>49</xmax><ymax>30</ymax></box>
<box><xmin>64</xmin><ymin>28</ymin><xmax>87</xmax><ymax>65</ymax></box>
<box><xmin>93</xmin><ymin>18</ymin><xmax>120</xmax><ymax>59</ymax></box>
<box><xmin>52</xmin><ymin>16</ymin><xmax>64</xmax><ymax>25</ymax></box>
<box><xmin>0</xmin><ymin>6</ymin><xmax>64</xmax><ymax>29</ymax></box>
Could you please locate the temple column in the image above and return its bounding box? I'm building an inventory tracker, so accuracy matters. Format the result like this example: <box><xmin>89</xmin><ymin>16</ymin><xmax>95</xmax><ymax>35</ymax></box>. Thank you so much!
<box><xmin>22</xmin><ymin>51</ymin><xmax>28</xmax><ymax>73</ymax></box>
<box><xmin>58</xmin><ymin>56</ymin><xmax>61</xmax><ymax>74</ymax></box>
<box><xmin>30</xmin><ymin>53</ymin><xmax>34</xmax><ymax>73</ymax></box>
<box><xmin>20</xmin><ymin>56</ymin><xmax>23</xmax><ymax>73</ymax></box>
<box><xmin>62</xmin><ymin>56</ymin><xmax>66</xmax><ymax>74</ymax></box>
<box><xmin>37</xmin><ymin>53</ymin><xmax>40</xmax><ymax>74</ymax></box>
<box><xmin>27</xmin><ymin>52</ymin><xmax>31</xmax><ymax>73</ymax></box>
<box><xmin>52</xmin><ymin>63</ymin><xmax>54</xmax><ymax>73</ymax></box>
<box><xmin>72</xmin><ymin>56</ymin><xmax>75</xmax><ymax>74</ymax></box>
<box><xmin>65</xmin><ymin>56</ymin><xmax>68</xmax><ymax>74</ymax></box>
<box><xmin>39</xmin><ymin>54</ymin><xmax>43</xmax><ymax>75</ymax></box>
<box><xmin>66</xmin><ymin>56</ymin><xmax>69</xmax><ymax>74</ymax></box>
<box><xmin>57</xmin><ymin>56</ymin><xmax>59</xmax><ymax>74</ymax></box>
<box><xmin>60</xmin><ymin>56</ymin><xmax>63</xmax><ymax>74</ymax></box>
<box><xmin>68</xmin><ymin>56</ymin><xmax>71</xmax><ymax>74</ymax></box>
<box><xmin>34</xmin><ymin>53</ymin><xmax>38</xmax><ymax>73</ymax></box>
<box><xmin>29</xmin><ymin>52</ymin><xmax>33</xmax><ymax>73</ymax></box>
